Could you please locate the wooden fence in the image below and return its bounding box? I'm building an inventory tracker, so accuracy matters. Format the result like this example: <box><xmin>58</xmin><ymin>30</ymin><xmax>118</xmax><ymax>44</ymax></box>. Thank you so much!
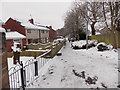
<box><xmin>89</xmin><ymin>31</ymin><xmax>120</xmax><ymax>48</ymax></box>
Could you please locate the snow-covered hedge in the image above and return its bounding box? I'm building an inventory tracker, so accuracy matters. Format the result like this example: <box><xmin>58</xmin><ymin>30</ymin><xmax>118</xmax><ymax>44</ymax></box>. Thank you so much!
<box><xmin>97</xmin><ymin>42</ymin><xmax>113</xmax><ymax>51</ymax></box>
<box><xmin>52</xmin><ymin>38</ymin><xmax>66</xmax><ymax>45</ymax></box>
<box><xmin>71</xmin><ymin>40</ymin><xmax>98</xmax><ymax>49</ymax></box>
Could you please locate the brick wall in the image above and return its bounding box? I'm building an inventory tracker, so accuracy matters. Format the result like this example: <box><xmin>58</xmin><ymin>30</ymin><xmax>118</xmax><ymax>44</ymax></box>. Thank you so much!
<box><xmin>6</xmin><ymin>39</ymin><xmax>13</xmax><ymax>52</ymax></box>
<box><xmin>22</xmin><ymin>38</ymin><xmax>26</xmax><ymax>46</ymax></box>
<box><xmin>49</xmin><ymin>29</ymin><xmax>56</xmax><ymax>42</ymax></box>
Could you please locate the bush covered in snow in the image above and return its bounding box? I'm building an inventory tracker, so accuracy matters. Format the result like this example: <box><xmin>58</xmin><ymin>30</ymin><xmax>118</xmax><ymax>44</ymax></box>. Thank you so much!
<box><xmin>97</xmin><ymin>42</ymin><xmax>113</xmax><ymax>51</ymax></box>
<box><xmin>71</xmin><ymin>40</ymin><xmax>98</xmax><ymax>49</ymax></box>
<box><xmin>11</xmin><ymin>42</ymin><xmax>21</xmax><ymax>52</ymax></box>
<box><xmin>52</xmin><ymin>38</ymin><xmax>66</xmax><ymax>45</ymax></box>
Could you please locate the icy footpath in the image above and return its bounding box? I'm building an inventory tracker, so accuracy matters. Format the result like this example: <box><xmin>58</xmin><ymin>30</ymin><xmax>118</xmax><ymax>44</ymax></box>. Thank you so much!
<box><xmin>28</xmin><ymin>41</ymin><xmax>118</xmax><ymax>88</ymax></box>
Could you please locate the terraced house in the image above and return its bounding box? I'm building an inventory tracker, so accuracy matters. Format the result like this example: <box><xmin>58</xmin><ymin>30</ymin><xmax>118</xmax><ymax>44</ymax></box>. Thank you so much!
<box><xmin>2</xmin><ymin>17</ymin><xmax>49</xmax><ymax>45</ymax></box>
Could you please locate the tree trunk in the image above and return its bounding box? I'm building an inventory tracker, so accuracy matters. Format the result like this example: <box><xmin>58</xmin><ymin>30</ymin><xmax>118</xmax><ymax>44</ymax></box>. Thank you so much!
<box><xmin>91</xmin><ymin>22</ymin><xmax>96</xmax><ymax>35</ymax></box>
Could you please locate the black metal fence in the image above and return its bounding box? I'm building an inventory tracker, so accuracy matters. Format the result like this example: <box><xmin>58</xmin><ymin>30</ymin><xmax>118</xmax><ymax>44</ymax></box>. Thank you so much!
<box><xmin>8</xmin><ymin>50</ymin><xmax>51</xmax><ymax>89</ymax></box>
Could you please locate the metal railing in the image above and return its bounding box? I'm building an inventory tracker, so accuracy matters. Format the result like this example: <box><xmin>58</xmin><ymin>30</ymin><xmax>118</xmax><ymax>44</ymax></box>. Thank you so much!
<box><xmin>8</xmin><ymin>40</ymin><xmax>66</xmax><ymax>89</ymax></box>
<box><xmin>8</xmin><ymin>50</ymin><xmax>51</xmax><ymax>90</ymax></box>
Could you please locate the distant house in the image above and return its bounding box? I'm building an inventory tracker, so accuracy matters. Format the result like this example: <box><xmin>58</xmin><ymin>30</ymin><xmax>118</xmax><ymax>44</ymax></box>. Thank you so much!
<box><xmin>6</xmin><ymin>31</ymin><xmax>26</xmax><ymax>52</ymax></box>
<box><xmin>2</xmin><ymin>17</ymin><xmax>49</xmax><ymax>44</ymax></box>
<box><xmin>46</xmin><ymin>26</ymin><xmax>57</xmax><ymax>42</ymax></box>
<box><xmin>35</xmin><ymin>24</ymin><xmax>57</xmax><ymax>42</ymax></box>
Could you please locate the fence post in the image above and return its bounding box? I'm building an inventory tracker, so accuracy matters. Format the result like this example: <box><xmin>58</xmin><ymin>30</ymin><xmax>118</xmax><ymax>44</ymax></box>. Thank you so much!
<box><xmin>34</xmin><ymin>56</ymin><xmax>38</xmax><ymax>76</ymax></box>
<box><xmin>20</xmin><ymin>61</ymin><xmax>25</xmax><ymax>90</ymax></box>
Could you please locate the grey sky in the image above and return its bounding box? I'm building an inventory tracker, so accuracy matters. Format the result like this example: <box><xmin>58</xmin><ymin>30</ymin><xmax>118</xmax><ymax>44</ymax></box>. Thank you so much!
<box><xmin>1</xmin><ymin>1</ymin><xmax>73</xmax><ymax>30</ymax></box>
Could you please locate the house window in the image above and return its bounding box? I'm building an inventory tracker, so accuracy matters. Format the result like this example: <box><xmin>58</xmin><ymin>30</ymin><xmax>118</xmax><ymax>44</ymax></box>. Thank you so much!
<box><xmin>41</xmin><ymin>38</ymin><xmax>45</xmax><ymax>43</ymax></box>
<box><xmin>27</xmin><ymin>30</ymin><xmax>31</xmax><ymax>33</ymax></box>
<box><xmin>28</xmin><ymin>39</ymin><xmax>31</xmax><ymax>44</ymax></box>
<box><xmin>7</xmin><ymin>29</ymin><xmax>11</xmax><ymax>32</ymax></box>
<box><xmin>13</xmin><ymin>39</ymin><xmax>21</xmax><ymax>43</ymax></box>
<box><xmin>42</xmin><ymin>30</ymin><xmax>45</xmax><ymax>33</ymax></box>
<box><xmin>33</xmin><ymin>39</ymin><xmax>38</xmax><ymax>44</ymax></box>
<box><xmin>45</xmin><ymin>31</ymin><xmax>48</xmax><ymax>33</ymax></box>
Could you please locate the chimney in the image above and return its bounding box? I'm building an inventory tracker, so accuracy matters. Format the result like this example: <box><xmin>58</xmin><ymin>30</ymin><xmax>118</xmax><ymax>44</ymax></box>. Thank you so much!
<box><xmin>49</xmin><ymin>26</ymin><xmax>52</xmax><ymax>29</ymax></box>
<box><xmin>29</xmin><ymin>18</ymin><xmax>34</xmax><ymax>24</ymax></box>
<box><xmin>46</xmin><ymin>26</ymin><xmax>52</xmax><ymax>29</ymax></box>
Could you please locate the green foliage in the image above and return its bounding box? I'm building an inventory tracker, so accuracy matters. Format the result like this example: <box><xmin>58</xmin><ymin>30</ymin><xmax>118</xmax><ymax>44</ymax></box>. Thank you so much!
<box><xmin>7</xmin><ymin>51</ymin><xmax>44</xmax><ymax>58</ymax></box>
<box><xmin>27</xmin><ymin>43</ymin><xmax>52</xmax><ymax>50</ymax></box>
<box><xmin>7</xmin><ymin>41</ymin><xmax>66</xmax><ymax>58</ymax></box>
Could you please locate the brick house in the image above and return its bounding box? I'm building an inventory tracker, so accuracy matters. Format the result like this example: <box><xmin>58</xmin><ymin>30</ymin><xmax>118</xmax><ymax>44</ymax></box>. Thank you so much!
<box><xmin>46</xmin><ymin>26</ymin><xmax>57</xmax><ymax>42</ymax></box>
<box><xmin>6</xmin><ymin>31</ymin><xmax>26</xmax><ymax>52</ymax></box>
<box><xmin>2</xmin><ymin>17</ymin><xmax>49</xmax><ymax>44</ymax></box>
<box><xmin>34</xmin><ymin>24</ymin><xmax>57</xmax><ymax>42</ymax></box>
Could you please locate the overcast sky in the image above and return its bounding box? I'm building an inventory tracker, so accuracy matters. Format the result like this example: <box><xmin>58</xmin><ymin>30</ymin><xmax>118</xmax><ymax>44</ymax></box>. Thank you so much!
<box><xmin>1</xmin><ymin>0</ymin><xmax>74</xmax><ymax>30</ymax></box>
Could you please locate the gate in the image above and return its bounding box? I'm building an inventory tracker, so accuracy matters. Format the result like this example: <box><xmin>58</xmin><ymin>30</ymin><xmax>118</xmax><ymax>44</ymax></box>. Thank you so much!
<box><xmin>8</xmin><ymin>50</ymin><xmax>51</xmax><ymax>89</ymax></box>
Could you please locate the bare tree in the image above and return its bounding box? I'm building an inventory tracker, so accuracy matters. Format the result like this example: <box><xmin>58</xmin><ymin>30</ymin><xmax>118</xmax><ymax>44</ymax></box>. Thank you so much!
<box><xmin>102</xmin><ymin>1</ymin><xmax>120</xmax><ymax>31</ymax></box>
<box><xmin>101</xmin><ymin>1</ymin><xmax>120</xmax><ymax>48</ymax></box>
<box><xmin>74</xmin><ymin>1</ymin><xmax>103</xmax><ymax>35</ymax></box>
<box><xmin>64</xmin><ymin>4</ymin><xmax>86</xmax><ymax>41</ymax></box>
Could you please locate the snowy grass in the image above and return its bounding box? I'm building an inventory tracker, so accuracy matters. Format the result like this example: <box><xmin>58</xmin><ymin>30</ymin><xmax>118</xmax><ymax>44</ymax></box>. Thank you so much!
<box><xmin>27</xmin><ymin>40</ymin><xmax>118</xmax><ymax>88</ymax></box>
<box><xmin>7</xmin><ymin>40</ymin><xmax>118</xmax><ymax>88</ymax></box>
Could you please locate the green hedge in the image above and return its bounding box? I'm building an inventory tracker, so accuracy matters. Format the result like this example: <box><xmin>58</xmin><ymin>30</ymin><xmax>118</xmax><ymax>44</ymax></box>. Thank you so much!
<box><xmin>7</xmin><ymin>51</ymin><xmax>45</xmax><ymax>58</ymax></box>
<box><xmin>7</xmin><ymin>41</ymin><xmax>66</xmax><ymax>58</ymax></box>
<box><xmin>49</xmin><ymin>40</ymin><xmax>66</xmax><ymax>58</ymax></box>
<box><xmin>27</xmin><ymin>43</ymin><xmax>52</xmax><ymax>50</ymax></box>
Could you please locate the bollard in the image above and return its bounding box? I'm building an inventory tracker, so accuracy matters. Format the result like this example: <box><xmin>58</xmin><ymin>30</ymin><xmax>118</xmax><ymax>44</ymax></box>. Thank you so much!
<box><xmin>34</xmin><ymin>61</ymin><xmax>38</xmax><ymax>76</ymax></box>
<box><xmin>34</xmin><ymin>55</ymin><xmax>38</xmax><ymax>76</ymax></box>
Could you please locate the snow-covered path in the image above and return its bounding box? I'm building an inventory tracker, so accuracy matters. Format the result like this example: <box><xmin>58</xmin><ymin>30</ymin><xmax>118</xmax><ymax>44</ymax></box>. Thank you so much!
<box><xmin>28</xmin><ymin>41</ymin><xmax>118</xmax><ymax>88</ymax></box>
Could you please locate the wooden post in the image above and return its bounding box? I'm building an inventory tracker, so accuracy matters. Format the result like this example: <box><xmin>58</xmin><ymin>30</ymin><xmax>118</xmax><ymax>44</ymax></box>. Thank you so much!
<box><xmin>20</xmin><ymin>61</ymin><xmax>25</xmax><ymax>90</ymax></box>
<box><xmin>13</xmin><ymin>44</ymin><xmax>21</xmax><ymax>64</ymax></box>
<box><xmin>0</xmin><ymin>32</ymin><xmax>10</xmax><ymax>89</ymax></box>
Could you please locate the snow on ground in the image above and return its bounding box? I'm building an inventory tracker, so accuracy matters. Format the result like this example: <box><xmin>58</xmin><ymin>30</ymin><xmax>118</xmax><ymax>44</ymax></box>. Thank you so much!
<box><xmin>27</xmin><ymin>40</ymin><xmax>118</xmax><ymax>88</ymax></box>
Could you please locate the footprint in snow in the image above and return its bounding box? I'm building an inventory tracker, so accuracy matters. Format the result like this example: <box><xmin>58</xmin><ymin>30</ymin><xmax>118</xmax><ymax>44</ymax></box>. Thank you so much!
<box><xmin>106</xmin><ymin>56</ymin><xmax>109</xmax><ymax>58</ymax></box>
<box><xmin>43</xmin><ymin>77</ymin><xmax>46</xmax><ymax>80</ymax></box>
<box><xmin>61</xmin><ymin>75</ymin><xmax>68</xmax><ymax>82</ymax></box>
<box><xmin>64</xmin><ymin>61</ymin><xmax>67</xmax><ymax>63</ymax></box>
<box><xmin>48</xmin><ymin>65</ymin><xmax>56</xmax><ymax>74</ymax></box>
<box><xmin>47</xmin><ymin>82</ymin><xmax>49</xmax><ymax>85</ymax></box>
<box><xmin>42</xmin><ymin>75</ymin><xmax>47</xmax><ymax>80</ymax></box>
<box><xmin>61</xmin><ymin>59</ymin><xmax>64</xmax><ymax>61</ymax></box>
